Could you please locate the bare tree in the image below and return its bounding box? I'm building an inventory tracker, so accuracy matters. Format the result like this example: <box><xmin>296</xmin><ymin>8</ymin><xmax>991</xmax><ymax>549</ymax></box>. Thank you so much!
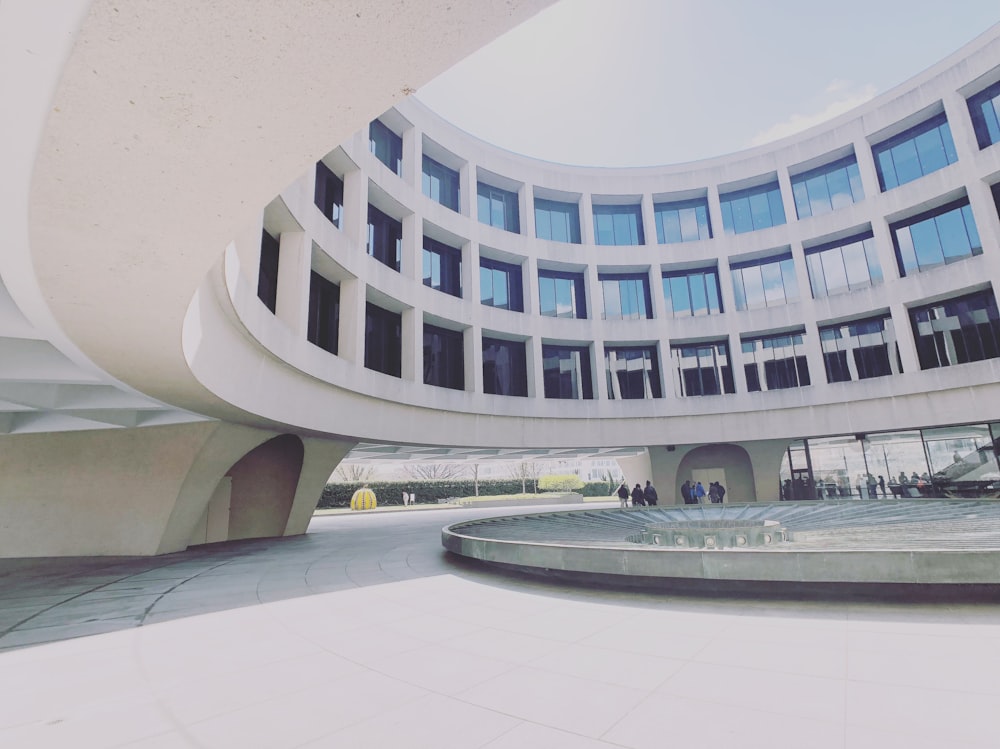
<box><xmin>404</xmin><ymin>462</ymin><xmax>465</xmax><ymax>480</ymax></box>
<box><xmin>508</xmin><ymin>460</ymin><xmax>540</xmax><ymax>493</ymax></box>
<box><xmin>333</xmin><ymin>463</ymin><xmax>375</xmax><ymax>482</ymax></box>
<box><xmin>468</xmin><ymin>463</ymin><xmax>482</xmax><ymax>496</ymax></box>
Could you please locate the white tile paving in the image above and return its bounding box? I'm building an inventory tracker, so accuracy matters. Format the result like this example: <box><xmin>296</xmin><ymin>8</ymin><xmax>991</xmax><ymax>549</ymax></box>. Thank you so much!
<box><xmin>0</xmin><ymin>507</ymin><xmax>997</xmax><ymax>748</ymax></box>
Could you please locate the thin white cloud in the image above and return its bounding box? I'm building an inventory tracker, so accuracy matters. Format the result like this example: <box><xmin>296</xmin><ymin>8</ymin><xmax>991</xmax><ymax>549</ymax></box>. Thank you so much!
<box><xmin>748</xmin><ymin>81</ymin><xmax>878</xmax><ymax>148</ymax></box>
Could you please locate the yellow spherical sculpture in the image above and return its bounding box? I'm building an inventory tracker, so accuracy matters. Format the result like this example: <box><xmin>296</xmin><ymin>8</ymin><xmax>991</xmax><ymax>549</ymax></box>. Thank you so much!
<box><xmin>350</xmin><ymin>487</ymin><xmax>377</xmax><ymax>511</ymax></box>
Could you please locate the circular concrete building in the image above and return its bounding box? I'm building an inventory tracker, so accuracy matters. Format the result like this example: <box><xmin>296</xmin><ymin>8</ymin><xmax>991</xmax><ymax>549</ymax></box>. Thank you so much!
<box><xmin>3</xmin><ymin>1</ymin><xmax>1000</xmax><ymax>556</ymax></box>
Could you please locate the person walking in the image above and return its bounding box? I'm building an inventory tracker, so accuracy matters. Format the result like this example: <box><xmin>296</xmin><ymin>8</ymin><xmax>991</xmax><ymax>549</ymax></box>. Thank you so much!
<box><xmin>694</xmin><ymin>481</ymin><xmax>706</xmax><ymax>504</ymax></box>
<box><xmin>716</xmin><ymin>482</ymin><xmax>726</xmax><ymax>503</ymax></box>
<box><xmin>631</xmin><ymin>483</ymin><xmax>645</xmax><ymax>507</ymax></box>
<box><xmin>681</xmin><ymin>480</ymin><xmax>693</xmax><ymax>505</ymax></box>
<box><xmin>643</xmin><ymin>480</ymin><xmax>658</xmax><ymax>507</ymax></box>
<box><xmin>616</xmin><ymin>482</ymin><xmax>629</xmax><ymax>509</ymax></box>
<box><xmin>708</xmin><ymin>482</ymin><xmax>719</xmax><ymax>503</ymax></box>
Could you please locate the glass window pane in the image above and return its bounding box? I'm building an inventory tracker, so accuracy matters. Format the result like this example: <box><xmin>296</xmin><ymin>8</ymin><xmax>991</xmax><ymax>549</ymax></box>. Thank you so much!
<box><xmin>890</xmin><ymin>139</ymin><xmax>922</xmax><ymax>185</ymax></box>
<box><xmin>805</xmin><ymin>174</ymin><xmax>832</xmax><ymax>216</ymax></box>
<box><xmin>936</xmin><ymin>207</ymin><xmax>972</xmax><ymax>261</ymax></box>
<box><xmin>863</xmin><ymin>239</ymin><xmax>883</xmax><ymax>285</ymax></box>
<box><xmin>690</xmin><ymin>273</ymin><xmax>708</xmax><ymax>315</ymax></box>
<box><xmin>761</xmin><ymin>262</ymin><xmax>786</xmax><ymax>306</ymax></box>
<box><xmin>780</xmin><ymin>258</ymin><xmax>798</xmax><ymax>302</ymax></box>
<box><xmin>895</xmin><ymin>225</ymin><xmax>918</xmax><ymax>275</ymax></box>
<box><xmin>732</xmin><ymin>269</ymin><xmax>747</xmax><ymax>310</ymax></box>
<box><xmin>877</xmin><ymin>149</ymin><xmax>898</xmax><ymax>190</ymax></box>
<box><xmin>806</xmin><ymin>252</ymin><xmax>826</xmax><ymax>298</ymax></box>
<box><xmin>847</xmin><ymin>162</ymin><xmax>864</xmax><ymax>201</ymax></box>
<box><xmin>679</xmin><ymin>208</ymin><xmax>699</xmax><ymax>241</ymax></box>
<box><xmin>827</xmin><ymin>167</ymin><xmax>854</xmax><ymax>210</ymax></box>
<box><xmin>743</xmin><ymin>265</ymin><xmax>765</xmax><ymax>309</ymax></box>
<box><xmin>706</xmin><ymin>272</ymin><xmax>720</xmax><ymax>313</ymax></box>
<box><xmin>663</xmin><ymin>210</ymin><xmax>682</xmax><ymax>243</ymax></box>
<box><xmin>749</xmin><ymin>191</ymin><xmax>771</xmax><ymax>229</ymax></box>
<box><xmin>914</xmin><ymin>127</ymin><xmax>948</xmax><ymax>174</ymax></box>
<box><xmin>767</xmin><ymin>189</ymin><xmax>785</xmax><ymax>226</ymax></box>
<box><xmin>670</xmin><ymin>275</ymin><xmax>691</xmax><ymax>316</ymax></box>
<box><xmin>842</xmin><ymin>242</ymin><xmax>872</xmax><ymax>289</ymax></box>
<box><xmin>792</xmin><ymin>180</ymin><xmax>810</xmax><ymax>219</ymax></box>
<box><xmin>731</xmin><ymin>196</ymin><xmax>753</xmax><ymax>233</ymax></box>
<box><xmin>910</xmin><ymin>218</ymin><xmax>944</xmax><ymax>270</ymax></box>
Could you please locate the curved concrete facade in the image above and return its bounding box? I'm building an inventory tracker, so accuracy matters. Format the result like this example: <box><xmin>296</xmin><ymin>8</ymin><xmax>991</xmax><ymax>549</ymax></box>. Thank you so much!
<box><xmin>3</xmin><ymin>1</ymin><xmax>1000</xmax><ymax>555</ymax></box>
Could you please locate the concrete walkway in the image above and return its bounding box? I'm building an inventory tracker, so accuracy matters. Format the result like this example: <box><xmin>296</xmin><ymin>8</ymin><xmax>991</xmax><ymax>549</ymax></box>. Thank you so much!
<box><xmin>1</xmin><ymin>503</ymin><xmax>998</xmax><ymax>748</ymax></box>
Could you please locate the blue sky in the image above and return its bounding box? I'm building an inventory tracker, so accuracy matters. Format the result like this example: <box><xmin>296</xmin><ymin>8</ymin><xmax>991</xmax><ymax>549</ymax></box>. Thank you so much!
<box><xmin>416</xmin><ymin>0</ymin><xmax>1000</xmax><ymax>167</ymax></box>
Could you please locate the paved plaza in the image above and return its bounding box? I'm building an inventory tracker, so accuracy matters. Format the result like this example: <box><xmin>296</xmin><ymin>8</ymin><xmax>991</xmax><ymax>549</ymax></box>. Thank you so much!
<box><xmin>1</xmin><ymin>503</ymin><xmax>999</xmax><ymax>748</ymax></box>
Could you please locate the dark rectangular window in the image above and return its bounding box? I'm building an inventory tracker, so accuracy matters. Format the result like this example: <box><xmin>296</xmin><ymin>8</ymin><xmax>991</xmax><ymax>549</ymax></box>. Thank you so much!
<box><xmin>890</xmin><ymin>199</ymin><xmax>982</xmax><ymax>277</ymax></box>
<box><xmin>600</xmin><ymin>273</ymin><xmax>652</xmax><ymax>320</ymax></box>
<box><xmin>741</xmin><ymin>332</ymin><xmax>810</xmax><ymax>392</ymax></box>
<box><xmin>369</xmin><ymin>120</ymin><xmax>402</xmax><ymax>175</ymax></box>
<box><xmin>538</xmin><ymin>269</ymin><xmax>586</xmax><ymax>318</ymax></box>
<box><xmin>307</xmin><ymin>272</ymin><xmax>340</xmax><ymax>355</ymax></box>
<box><xmin>969</xmin><ymin>79</ymin><xmax>1000</xmax><ymax>150</ymax></box>
<box><xmin>479</xmin><ymin>257</ymin><xmax>523</xmax><ymax>312</ymax></box>
<box><xmin>257</xmin><ymin>229</ymin><xmax>279</xmax><ymax>313</ymax></box>
<box><xmin>720</xmin><ymin>181</ymin><xmax>785</xmax><ymax>234</ymax></box>
<box><xmin>819</xmin><ymin>316</ymin><xmax>900</xmax><ymax>383</ymax></box>
<box><xmin>791</xmin><ymin>156</ymin><xmax>864</xmax><ymax>219</ymax></box>
<box><xmin>482</xmin><ymin>336</ymin><xmax>528</xmax><ymax>396</ymax></box>
<box><xmin>367</xmin><ymin>205</ymin><xmax>402</xmax><ymax>271</ymax></box>
<box><xmin>910</xmin><ymin>289</ymin><xmax>1000</xmax><ymax>370</ymax></box>
<box><xmin>423</xmin><ymin>237</ymin><xmax>462</xmax><ymax>297</ymax></box>
<box><xmin>592</xmin><ymin>204</ymin><xmax>644</xmax><ymax>245</ymax></box>
<box><xmin>364</xmin><ymin>303</ymin><xmax>401</xmax><ymax>377</ymax></box>
<box><xmin>423</xmin><ymin>324</ymin><xmax>464</xmax><ymax>390</ymax></box>
<box><xmin>477</xmin><ymin>182</ymin><xmax>520</xmax><ymax>233</ymax></box>
<box><xmin>873</xmin><ymin>114</ymin><xmax>957</xmax><ymax>191</ymax></box>
<box><xmin>314</xmin><ymin>161</ymin><xmax>344</xmax><ymax>227</ymax></box>
<box><xmin>670</xmin><ymin>341</ymin><xmax>734</xmax><ymax>396</ymax></box>
<box><xmin>422</xmin><ymin>155</ymin><xmax>459</xmax><ymax>211</ymax></box>
<box><xmin>662</xmin><ymin>268</ymin><xmax>722</xmax><ymax>317</ymax></box>
<box><xmin>535</xmin><ymin>198</ymin><xmax>581</xmax><ymax>243</ymax></box>
<box><xmin>730</xmin><ymin>252</ymin><xmax>799</xmax><ymax>310</ymax></box>
<box><xmin>654</xmin><ymin>197</ymin><xmax>711</xmax><ymax>244</ymax></box>
<box><xmin>805</xmin><ymin>232</ymin><xmax>882</xmax><ymax>298</ymax></box>
<box><xmin>542</xmin><ymin>345</ymin><xmax>593</xmax><ymax>399</ymax></box>
<box><xmin>605</xmin><ymin>346</ymin><xmax>662</xmax><ymax>399</ymax></box>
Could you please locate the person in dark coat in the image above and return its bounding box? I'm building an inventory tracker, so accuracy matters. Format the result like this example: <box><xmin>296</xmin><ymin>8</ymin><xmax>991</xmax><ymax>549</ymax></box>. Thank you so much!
<box><xmin>616</xmin><ymin>482</ymin><xmax>629</xmax><ymax>509</ymax></box>
<box><xmin>643</xmin><ymin>481</ymin><xmax>658</xmax><ymax>506</ymax></box>
<box><xmin>631</xmin><ymin>483</ymin><xmax>645</xmax><ymax>507</ymax></box>
<box><xmin>681</xmin><ymin>480</ymin><xmax>693</xmax><ymax>505</ymax></box>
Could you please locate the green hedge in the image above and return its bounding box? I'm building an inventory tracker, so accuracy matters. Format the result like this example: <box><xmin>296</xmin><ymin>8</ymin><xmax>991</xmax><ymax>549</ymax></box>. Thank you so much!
<box><xmin>318</xmin><ymin>478</ymin><xmax>621</xmax><ymax>507</ymax></box>
<box><xmin>318</xmin><ymin>479</ymin><xmax>528</xmax><ymax>507</ymax></box>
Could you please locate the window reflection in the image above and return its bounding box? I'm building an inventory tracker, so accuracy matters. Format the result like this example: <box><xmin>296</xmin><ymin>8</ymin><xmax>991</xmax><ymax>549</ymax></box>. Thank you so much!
<box><xmin>670</xmin><ymin>342</ymin><xmax>734</xmax><ymax>397</ymax></box>
<box><xmin>731</xmin><ymin>253</ymin><xmax>798</xmax><ymax>310</ymax></box>
<box><xmin>873</xmin><ymin>114</ymin><xmax>957</xmax><ymax>191</ymax></box>
<box><xmin>721</xmin><ymin>181</ymin><xmax>785</xmax><ymax>234</ymax></box>
<box><xmin>654</xmin><ymin>198</ymin><xmax>712</xmax><ymax>243</ymax></box>
<box><xmin>605</xmin><ymin>346</ymin><xmax>662</xmax><ymax>399</ymax></box>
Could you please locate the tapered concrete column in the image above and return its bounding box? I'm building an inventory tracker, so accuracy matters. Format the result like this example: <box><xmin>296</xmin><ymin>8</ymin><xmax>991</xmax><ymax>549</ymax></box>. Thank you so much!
<box><xmin>401</xmin><ymin>212</ymin><xmax>420</xmax><ymax>281</ymax></box>
<box><xmin>275</xmin><ymin>231</ymin><xmax>310</xmax><ymax>336</ymax></box>
<box><xmin>776</xmin><ymin>169</ymin><xmax>796</xmax><ymax>225</ymax></box>
<box><xmin>527</xmin><ymin>335</ymin><xmax>543</xmax><ymax>399</ymax></box>
<box><xmin>618</xmin><ymin>450</ymin><xmax>652</xmax><ymax>489</ymax></box>
<box><xmin>342</xmin><ymin>168</ymin><xmax>369</xmax><ymax>251</ymax></box>
<box><xmin>338</xmin><ymin>277</ymin><xmax>365</xmax><ymax>364</ymax></box>
<box><xmin>401</xmin><ymin>306</ymin><xmax>421</xmax><ymax>382</ymax></box>
<box><xmin>639</xmin><ymin>193</ymin><xmax>657</xmax><ymax>247</ymax></box>
<box><xmin>284</xmin><ymin>436</ymin><xmax>358</xmax><ymax>535</ymax></box>
<box><xmin>853</xmin><ymin>136</ymin><xmax>882</xmax><ymax>198</ymax></box>
<box><xmin>522</xmin><ymin>256</ymin><xmax>539</xmax><ymax>316</ymax></box>
<box><xmin>579</xmin><ymin>193</ymin><xmax>595</xmax><ymax>245</ymax></box>
<box><xmin>465</xmin><ymin>326</ymin><xmax>482</xmax><ymax>393</ymax></box>
<box><xmin>459</xmin><ymin>160</ymin><xmax>473</xmax><ymax>218</ymax></box>
<box><xmin>889</xmin><ymin>301</ymin><xmax>921</xmax><ymax>374</ymax></box>
<box><xmin>741</xmin><ymin>438</ymin><xmax>793</xmax><ymax>503</ymax></box>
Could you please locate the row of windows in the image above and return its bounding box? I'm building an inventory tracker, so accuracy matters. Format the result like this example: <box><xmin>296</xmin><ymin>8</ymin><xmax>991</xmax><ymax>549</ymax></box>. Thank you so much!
<box><xmin>292</xmin><ymin>259</ymin><xmax>1000</xmax><ymax>399</ymax></box>
<box><xmin>359</xmin><ymin>79</ymin><xmax>1000</xmax><ymax>248</ymax></box>
<box><xmin>293</xmin><ymin>187</ymin><xmax>994</xmax><ymax>337</ymax></box>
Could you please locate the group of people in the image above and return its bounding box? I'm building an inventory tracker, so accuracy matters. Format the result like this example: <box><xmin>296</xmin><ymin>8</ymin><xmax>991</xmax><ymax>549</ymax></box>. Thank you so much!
<box><xmin>616</xmin><ymin>480</ymin><xmax>658</xmax><ymax>508</ymax></box>
<box><xmin>680</xmin><ymin>479</ymin><xmax>725</xmax><ymax>504</ymax></box>
<box><xmin>614</xmin><ymin>479</ymin><xmax>726</xmax><ymax>507</ymax></box>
